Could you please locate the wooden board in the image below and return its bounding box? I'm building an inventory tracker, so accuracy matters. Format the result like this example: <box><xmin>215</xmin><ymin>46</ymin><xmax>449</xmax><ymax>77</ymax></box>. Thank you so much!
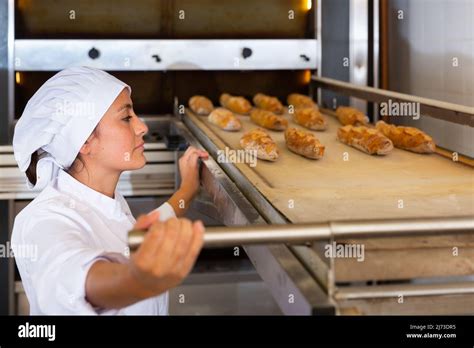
<box><xmin>332</xmin><ymin>247</ymin><xmax>474</xmax><ymax>281</ymax></box>
<box><xmin>337</xmin><ymin>293</ymin><xmax>474</xmax><ymax>315</ymax></box>
<box><xmin>187</xmin><ymin>108</ymin><xmax>474</xmax><ymax>223</ymax></box>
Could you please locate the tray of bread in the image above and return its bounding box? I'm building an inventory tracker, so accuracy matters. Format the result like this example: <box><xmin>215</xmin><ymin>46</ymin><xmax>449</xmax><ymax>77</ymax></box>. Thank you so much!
<box><xmin>185</xmin><ymin>93</ymin><xmax>474</xmax><ymax>223</ymax></box>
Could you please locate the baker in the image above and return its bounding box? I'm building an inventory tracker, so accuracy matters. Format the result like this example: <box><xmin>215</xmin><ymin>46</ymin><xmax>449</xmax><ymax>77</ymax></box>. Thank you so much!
<box><xmin>11</xmin><ymin>66</ymin><xmax>209</xmax><ymax>315</ymax></box>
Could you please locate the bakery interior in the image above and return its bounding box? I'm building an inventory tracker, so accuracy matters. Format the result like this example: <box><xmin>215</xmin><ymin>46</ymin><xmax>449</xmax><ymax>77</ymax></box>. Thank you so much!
<box><xmin>0</xmin><ymin>0</ymin><xmax>473</xmax><ymax>315</ymax></box>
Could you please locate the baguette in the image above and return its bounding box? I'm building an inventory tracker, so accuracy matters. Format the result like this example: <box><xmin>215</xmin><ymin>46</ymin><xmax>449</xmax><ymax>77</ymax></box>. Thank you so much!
<box><xmin>335</xmin><ymin>106</ymin><xmax>369</xmax><ymax>126</ymax></box>
<box><xmin>220</xmin><ymin>93</ymin><xmax>252</xmax><ymax>115</ymax></box>
<box><xmin>285</xmin><ymin>128</ymin><xmax>325</xmax><ymax>159</ymax></box>
<box><xmin>208</xmin><ymin>108</ymin><xmax>242</xmax><ymax>131</ymax></box>
<box><xmin>287</xmin><ymin>93</ymin><xmax>318</xmax><ymax>109</ymax></box>
<box><xmin>240</xmin><ymin>128</ymin><xmax>279</xmax><ymax>161</ymax></box>
<box><xmin>337</xmin><ymin>125</ymin><xmax>393</xmax><ymax>155</ymax></box>
<box><xmin>375</xmin><ymin>121</ymin><xmax>436</xmax><ymax>153</ymax></box>
<box><xmin>292</xmin><ymin>107</ymin><xmax>327</xmax><ymax>131</ymax></box>
<box><xmin>253</xmin><ymin>93</ymin><xmax>284</xmax><ymax>114</ymax></box>
<box><xmin>250</xmin><ymin>108</ymin><xmax>288</xmax><ymax>131</ymax></box>
<box><xmin>188</xmin><ymin>95</ymin><xmax>214</xmax><ymax>115</ymax></box>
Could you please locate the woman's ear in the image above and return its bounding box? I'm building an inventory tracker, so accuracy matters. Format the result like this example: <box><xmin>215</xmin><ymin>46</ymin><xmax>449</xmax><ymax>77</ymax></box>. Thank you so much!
<box><xmin>78</xmin><ymin>141</ymin><xmax>91</xmax><ymax>155</ymax></box>
<box><xmin>79</xmin><ymin>130</ymin><xmax>97</xmax><ymax>155</ymax></box>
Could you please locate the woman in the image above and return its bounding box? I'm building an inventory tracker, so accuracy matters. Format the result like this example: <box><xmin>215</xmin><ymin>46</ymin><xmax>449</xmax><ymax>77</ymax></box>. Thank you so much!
<box><xmin>11</xmin><ymin>66</ymin><xmax>209</xmax><ymax>315</ymax></box>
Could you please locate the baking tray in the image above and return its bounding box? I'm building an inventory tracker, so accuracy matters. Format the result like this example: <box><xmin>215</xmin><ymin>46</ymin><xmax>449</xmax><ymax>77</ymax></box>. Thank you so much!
<box><xmin>185</xmin><ymin>107</ymin><xmax>474</xmax><ymax>224</ymax></box>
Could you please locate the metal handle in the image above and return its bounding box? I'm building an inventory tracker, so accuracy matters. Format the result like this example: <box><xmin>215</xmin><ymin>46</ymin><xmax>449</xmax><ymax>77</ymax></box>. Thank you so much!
<box><xmin>128</xmin><ymin>216</ymin><xmax>474</xmax><ymax>250</ymax></box>
<box><xmin>311</xmin><ymin>76</ymin><xmax>474</xmax><ymax>127</ymax></box>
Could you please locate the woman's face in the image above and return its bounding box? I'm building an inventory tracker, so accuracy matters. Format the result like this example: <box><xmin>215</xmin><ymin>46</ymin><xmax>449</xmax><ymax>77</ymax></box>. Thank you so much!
<box><xmin>84</xmin><ymin>88</ymin><xmax>149</xmax><ymax>172</ymax></box>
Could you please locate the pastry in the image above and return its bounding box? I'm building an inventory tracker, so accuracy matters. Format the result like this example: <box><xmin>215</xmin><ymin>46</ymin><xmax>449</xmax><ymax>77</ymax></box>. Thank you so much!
<box><xmin>285</xmin><ymin>128</ymin><xmax>325</xmax><ymax>159</ymax></box>
<box><xmin>376</xmin><ymin>121</ymin><xmax>436</xmax><ymax>153</ymax></box>
<box><xmin>250</xmin><ymin>108</ymin><xmax>288</xmax><ymax>131</ymax></box>
<box><xmin>208</xmin><ymin>108</ymin><xmax>242</xmax><ymax>131</ymax></box>
<box><xmin>335</xmin><ymin>106</ymin><xmax>369</xmax><ymax>126</ymax></box>
<box><xmin>240</xmin><ymin>128</ymin><xmax>279</xmax><ymax>161</ymax></box>
<box><xmin>253</xmin><ymin>93</ymin><xmax>284</xmax><ymax>114</ymax></box>
<box><xmin>337</xmin><ymin>125</ymin><xmax>393</xmax><ymax>155</ymax></box>
<box><xmin>188</xmin><ymin>95</ymin><xmax>213</xmax><ymax>115</ymax></box>
<box><xmin>287</xmin><ymin>93</ymin><xmax>318</xmax><ymax>109</ymax></box>
<box><xmin>292</xmin><ymin>107</ymin><xmax>327</xmax><ymax>131</ymax></box>
<box><xmin>219</xmin><ymin>93</ymin><xmax>252</xmax><ymax>115</ymax></box>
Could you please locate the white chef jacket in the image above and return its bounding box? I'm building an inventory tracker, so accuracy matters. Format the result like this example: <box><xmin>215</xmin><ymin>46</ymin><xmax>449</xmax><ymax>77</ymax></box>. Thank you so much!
<box><xmin>11</xmin><ymin>169</ymin><xmax>176</xmax><ymax>315</ymax></box>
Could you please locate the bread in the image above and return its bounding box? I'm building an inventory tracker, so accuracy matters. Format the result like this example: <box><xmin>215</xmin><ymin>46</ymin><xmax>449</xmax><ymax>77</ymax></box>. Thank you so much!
<box><xmin>220</xmin><ymin>93</ymin><xmax>252</xmax><ymax>115</ymax></box>
<box><xmin>240</xmin><ymin>128</ymin><xmax>279</xmax><ymax>161</ymax></box>
<box><xmin>250</xmin><ymin>108</ymin><xmax>288</xmax><ymax>131</ymax></box>
<box><xmin>208</xmin><ymin>108</ymin><xmax>242</xmax><ymax>131</ymax></box>
<box><xmin>335</xmin><ymin>106</ymin><xmax>369</xmax><ymax>126</ymax></box>
<box><xmin>287</xmin><ymin>93</ymin><xmax>318</xmax><ymax>110</ymax></box>
<box><xmin>253</xmin><ymin>93</ymin><xmax>284</xmax><ymax>114</ymax></box>
<box><xmin>188</xmin><ymin>95</ymin><xmax>213</xmax><ymax>115</ymax></box>
<box><xmin>292</xmin><ymin>107</ymin><xmax>327</xmax><ymax>131</ymax></box>
<box><xmin>376</xmin><ymin>121</ymin><xmax>436</xmax><ymax>153</ymax></box>
<box><xmin>337</xmin><ymin>125</ymin><xmax>393</xmax><ymax>155</ymax></box>
<box><xmin>285</xmin><ymin>128</ymin><xmax>325</xmax><ymax>159</ymax></box>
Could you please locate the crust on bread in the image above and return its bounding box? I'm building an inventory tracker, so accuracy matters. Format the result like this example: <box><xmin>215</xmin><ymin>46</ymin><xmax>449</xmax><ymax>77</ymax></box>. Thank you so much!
<box><xmin>189</xmin><ymin>95</ymin><xmax>214</xmax><ymax>115</ymax></box>
<box><xmin>220</xmin><ymin>93</ymin><xmax>252</xmax><ymax>115</ymax></box>
<box><xmin>208</xmin><ymin>108</ymin><xmax>242</xmax><ymax>131</ymax></box>
<box><xmin>337</xmin><ymin>125</ymin><xmax>393</xmax><ymax>155</ymax></box>
<box><xmin>292</xmin><ymin>107</ymin><xmax>327</xmax><ymax>131</ymax></box>
<box><xmin>240</xmin><ymin>128</ymin><xmax>279</xmax><ymax>161</ymax></box>
<box><xmin>250</xmin><ymin>108</ymin><xmax>288</xmax><ymax>131</ymax></box>
<box><xmin>285</xmin><ymin>128</ymin><xmax>325</xmax><ymax>159</ymax></box>
<box><xmin>376</xmin><ymin>121</ymin><xmax>436</xmax><ymax>153</ymax></box>
<box><xmin>253</xmin><ymin>93</ymin><xmax>284</xmax><ymax>114</ymax></box>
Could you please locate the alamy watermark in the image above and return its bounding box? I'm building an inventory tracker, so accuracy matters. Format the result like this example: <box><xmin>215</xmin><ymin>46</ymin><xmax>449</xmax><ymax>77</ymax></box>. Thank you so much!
<box><xmin>380</xmin><ymin>99</ymin><xmax>420</xmax><ymax>120</ymax></box>
<box><xmin>54</xmin><ymin>100</ymin><xmax>96</xmax><ymax>120</ymax></box>
<box><xmin>217</xmin><ymin>147</ymin><xmax>258</xmax><ymax>168</ymax></box>
<box><xmin>324</xmin><ymin>241</ymin><xmax>365</xmax><ymax>262</ymax></box>
<box><xmin>18</xmin><ymin>322</ymin><xmax>55</xmax><ymax>341</ymax></box>
<box><xmin>0</xmin><ymin>242</ymin><xmax>38</xmax><ymax>262</ymax></box>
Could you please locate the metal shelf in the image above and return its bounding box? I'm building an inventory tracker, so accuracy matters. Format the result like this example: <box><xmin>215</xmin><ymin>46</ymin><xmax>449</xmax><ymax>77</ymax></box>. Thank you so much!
<box><xmin>15</xmin><ymin>39</ymin><xmax>318</xmax><ymax>71</ymax></box>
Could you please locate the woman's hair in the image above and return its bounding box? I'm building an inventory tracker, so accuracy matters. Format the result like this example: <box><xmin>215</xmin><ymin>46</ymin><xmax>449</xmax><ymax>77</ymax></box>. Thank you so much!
<box><xmin>25</xmin><ymin>151</ymin><xmax>88</xmax><ymax>186</ymax></box>
<box><xmin>25</xmin><ymin>126</ymin><xmax>99</xmax><ymax>185</ymax></box>
<box><xmin>25</xmin><ymin>150</ymin><xmax>39</xmax><ymax>186</ymax></box>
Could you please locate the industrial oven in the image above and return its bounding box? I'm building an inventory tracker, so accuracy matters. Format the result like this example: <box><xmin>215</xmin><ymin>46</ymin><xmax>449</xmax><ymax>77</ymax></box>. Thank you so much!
<box><xmin>0</xmin><ymin>0</ymin><xmax>473</xmax><ymax>315</ymax></box>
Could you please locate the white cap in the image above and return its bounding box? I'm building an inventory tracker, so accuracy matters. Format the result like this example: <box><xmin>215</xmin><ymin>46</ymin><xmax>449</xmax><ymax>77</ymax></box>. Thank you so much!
<box><xmin>13</xmin><ymin>66</ymin><xmax>131</xmax><ymax>191</ymax></box>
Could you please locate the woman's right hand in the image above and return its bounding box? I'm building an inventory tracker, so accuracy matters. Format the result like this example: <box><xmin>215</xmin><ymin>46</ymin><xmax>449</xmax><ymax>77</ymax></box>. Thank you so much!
<box><xmin>128</xmin><ymin>214</ymin><xmax>205</xmax><ymax>297</ymax></box>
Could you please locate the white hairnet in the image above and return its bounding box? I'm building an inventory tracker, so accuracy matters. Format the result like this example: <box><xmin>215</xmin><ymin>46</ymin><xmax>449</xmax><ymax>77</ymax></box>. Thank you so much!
<box><xmin>13</xmin><ymin>66</ymin><xmax>131</xmax><ymax>191</ymax></box>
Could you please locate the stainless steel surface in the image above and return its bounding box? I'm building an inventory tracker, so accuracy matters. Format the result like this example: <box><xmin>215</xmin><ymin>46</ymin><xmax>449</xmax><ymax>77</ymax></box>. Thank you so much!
<box><xmin>128</xmin><ymin>216</ymin><xmax>474</xmax><ymax>250</ymax></box>
<box><xmin>349</xmin><ymin>0</ymin><xmax>369</xmax><ymax>113</ymax></box>
<box><xmin>315</xmin><ymin>0</ymin><xmax>322</xmax><ymax>104</ymax></box>
<box><xmin>243</xmin><ymin>244</ymin><xmax>335</xmax><ymax>315</ymax></box>
<box><xmin>317</xmin><ymin>0</ymin><xmax>350</xmax><ymax>109</ymax></box>
<box><xmin>15</xmin><ymin>39</ymin><xmax>318</xmax><ymax>71</ymax></box>
<box><xmin>312</xmin><ymin>76</ymin><xmax>474</xmax><ymax>127</ymax></box>
<box><xmin>372</xmin><ymin>0</ymin><xmax>380</xmax><ymax>121</ymax></box>
<box><xmin>334</xmin><ymin>281</ymin><xmax>474</xmax><ymax>300</ymax></box>
<box><xmin>387</xmin><ymin>0</ymin><xmax>474</xmax><ymax>157</ymax></box>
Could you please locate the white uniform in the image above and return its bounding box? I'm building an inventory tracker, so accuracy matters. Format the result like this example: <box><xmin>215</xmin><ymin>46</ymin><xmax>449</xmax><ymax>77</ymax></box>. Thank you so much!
<box><xmin>12</xmin><ymin>169</ymin><xmax>176</xmax><ymax>315</ymax></box>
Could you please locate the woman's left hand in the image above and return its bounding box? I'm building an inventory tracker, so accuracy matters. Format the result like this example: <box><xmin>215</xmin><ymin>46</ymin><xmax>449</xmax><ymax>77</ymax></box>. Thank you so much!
<box><xmin>178</xmin><ymin>146</ymin><xmax>209</xmax><ymax>199</ymax></box>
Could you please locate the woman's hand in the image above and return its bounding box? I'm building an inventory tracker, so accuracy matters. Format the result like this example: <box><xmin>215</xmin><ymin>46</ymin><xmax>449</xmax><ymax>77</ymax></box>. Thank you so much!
<box><xmin>167</xmin><ymin>146</ymin><xmax>208</xmax><ymax>217</ymax></box>
<box><xmin>85</xmin><ymin>212</ymin><xmax>204</xmax><ymax>310</ymax></box>
<box><xmin>128</xmin><ymin>216</ymin><xmax>205</xmax><ymax>297</ymax></box>
<box><xmin>178</xmin><ymin>146</ymin><xmax>209</xmax><ymax>197</ymax></box>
